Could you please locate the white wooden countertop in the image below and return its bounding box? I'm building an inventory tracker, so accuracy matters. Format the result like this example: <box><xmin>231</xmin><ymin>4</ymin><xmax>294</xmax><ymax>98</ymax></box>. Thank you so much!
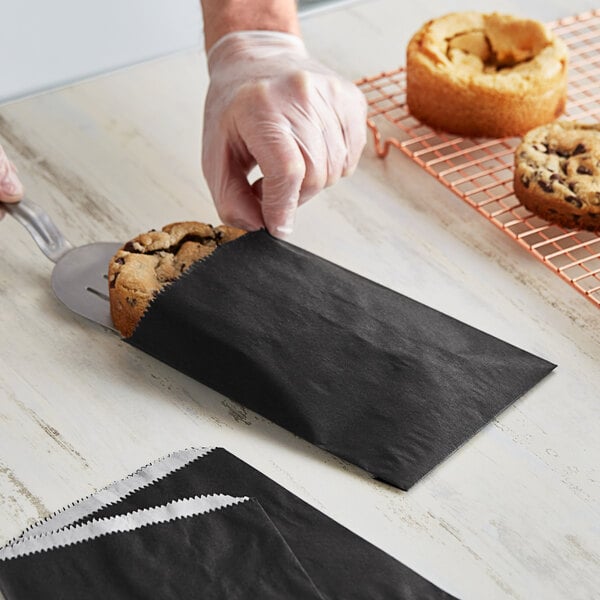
<box><xmin>1</xmin><ymin>1</ymin><xmax>599</xmax><ymax>598</ymax></box>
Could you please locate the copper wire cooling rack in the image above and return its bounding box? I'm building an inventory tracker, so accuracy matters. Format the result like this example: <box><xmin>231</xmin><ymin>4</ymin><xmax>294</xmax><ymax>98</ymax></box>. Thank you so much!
<box><xmin>357</xmin><ymin>10</ymin><xmax>600</xmax><ymax>308</ymax></box>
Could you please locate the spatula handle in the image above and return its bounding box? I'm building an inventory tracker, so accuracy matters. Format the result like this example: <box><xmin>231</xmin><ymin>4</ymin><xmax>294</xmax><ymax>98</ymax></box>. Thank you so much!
<box><xmin>2</xmin><ymin>198</ymin><xmax>73</xmax><ymax>263</ymax></box>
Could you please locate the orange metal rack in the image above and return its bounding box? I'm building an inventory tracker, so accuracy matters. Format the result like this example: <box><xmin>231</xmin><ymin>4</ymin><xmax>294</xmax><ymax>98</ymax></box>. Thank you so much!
<box><xmin>357</xmin><ymin>10</ymin><xmax>600</xmax><ymax>308</ymax></box>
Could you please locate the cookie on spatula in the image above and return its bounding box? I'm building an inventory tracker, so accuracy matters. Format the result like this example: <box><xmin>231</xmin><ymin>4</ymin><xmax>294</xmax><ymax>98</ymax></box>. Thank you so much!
<box><xmin>108</xmin><ymin>222</ymin><xmax>246</xmax><ymax>337</ymax></box>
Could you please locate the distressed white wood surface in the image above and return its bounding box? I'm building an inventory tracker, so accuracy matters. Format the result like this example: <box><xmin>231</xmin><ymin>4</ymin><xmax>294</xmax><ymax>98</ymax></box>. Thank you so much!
<box><xmin>1</xmin><ymin>1</ymin><xmax>600</xmax><ymax>598</ymax></box>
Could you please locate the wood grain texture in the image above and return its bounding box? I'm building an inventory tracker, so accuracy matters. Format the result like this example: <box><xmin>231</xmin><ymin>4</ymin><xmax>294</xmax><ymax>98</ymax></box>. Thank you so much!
<box><xmin>1</xmin><ymin>1</ymin><xmax>599</xmax><ymax>598</ymax></box>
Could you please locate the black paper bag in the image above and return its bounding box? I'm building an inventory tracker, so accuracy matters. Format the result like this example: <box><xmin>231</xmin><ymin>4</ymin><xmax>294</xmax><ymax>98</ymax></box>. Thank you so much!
<box><xmin>26</xmin><ymin>447</ymin><xmax>455</xmax><ymax>600</ymax></box>
<box><xmin>129</xmin><ymin>231</ymin><xmax>555</xmax><ymax>489</ymax></box>
<box><xmin>0</xmin><ymin>496</ymin><xmax>325</xmax><ymax>600</ymax></box>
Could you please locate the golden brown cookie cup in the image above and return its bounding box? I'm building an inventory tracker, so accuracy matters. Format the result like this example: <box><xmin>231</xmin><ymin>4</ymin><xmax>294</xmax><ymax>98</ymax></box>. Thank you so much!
<box><xmin>406</xmin><ymin>12</ymin><xmax>569</xmax><ymax>138</ymax></box>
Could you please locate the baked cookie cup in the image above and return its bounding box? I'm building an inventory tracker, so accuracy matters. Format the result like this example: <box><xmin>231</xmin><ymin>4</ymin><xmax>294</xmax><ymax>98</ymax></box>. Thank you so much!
<box><xmin>406</xmin><ymin>12</ymin><xmax>568</xmax><ymax>138</ymax></box>
<box><xmin>514</xmin><ymin>121</ymin><xmax>600</xmax><ymax>231</ymax></box>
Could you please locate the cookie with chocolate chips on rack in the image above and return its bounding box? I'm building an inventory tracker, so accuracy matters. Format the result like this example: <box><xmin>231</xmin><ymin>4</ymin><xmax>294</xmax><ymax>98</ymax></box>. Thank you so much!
<box><xmin>108</xmin><ymin>222</ymin><xmax>246</xmax><ymax>337</ymax></box>
<box><xmin>513</xmin><ymin>121</ymin><xmax>600</xmax><ymax>231</ymax></box>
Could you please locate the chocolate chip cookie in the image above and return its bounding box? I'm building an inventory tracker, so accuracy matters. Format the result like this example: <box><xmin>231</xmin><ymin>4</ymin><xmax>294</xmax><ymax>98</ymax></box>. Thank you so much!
<box><xmin>514</xmin><ymin>121</ymin><xmax>600</xmax><ymax>231</ymax></box>
<box><xmin>108</xmin><ymin>221</ymin><xmax>246</xmax><ymax>337</ymax></box>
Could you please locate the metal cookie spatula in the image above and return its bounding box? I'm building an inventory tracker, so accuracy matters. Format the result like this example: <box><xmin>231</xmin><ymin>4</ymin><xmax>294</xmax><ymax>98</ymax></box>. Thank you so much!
<box><xmin>3</xmin><ymin>198</ymin><xmax>121</xmax><ymax>332</ymax></box>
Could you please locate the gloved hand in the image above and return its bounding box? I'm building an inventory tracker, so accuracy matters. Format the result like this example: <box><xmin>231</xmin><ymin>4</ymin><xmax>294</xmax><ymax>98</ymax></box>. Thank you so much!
<box><xmin>202</xmin><ymin>31</ymin><xmax>367</xmax><ymax>237</ymax></box>
<box><xmin>0</xmin><ymin>144</ymin><xmax>24</xmax><ymax>220</ymax></box>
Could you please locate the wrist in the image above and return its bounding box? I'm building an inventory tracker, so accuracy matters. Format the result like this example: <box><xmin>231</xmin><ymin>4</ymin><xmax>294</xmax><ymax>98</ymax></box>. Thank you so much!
<box><xmin>207</xmin><ymin>31</ymin><xmax>307</xmax><ymax>73</ymax></box>
<box><xmin>201</xmin><ymin>0</ymin><xmax>300</xmax><ymax>52</ymax></box>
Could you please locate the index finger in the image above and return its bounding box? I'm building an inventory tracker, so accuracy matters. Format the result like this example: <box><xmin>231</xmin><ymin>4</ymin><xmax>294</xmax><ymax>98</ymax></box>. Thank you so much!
<box><xmin>241</xmin><ymin>122</ymin><xmax>306</xmax><ymax>238</ymax></box>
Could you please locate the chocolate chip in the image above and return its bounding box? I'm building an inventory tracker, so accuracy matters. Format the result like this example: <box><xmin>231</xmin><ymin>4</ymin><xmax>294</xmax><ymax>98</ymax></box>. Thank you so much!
<box><xmin>521</xmin><ymin>175</ymin><xmax>530</xmax><ymax>188</ymax></box>
<box><xmin>569</xmin><ymin>182</ymin><xmax>577</xmax><ymax>192</ymax></box>
<box><xmin>538</xmin><ymin>180</ymin><xmax>554</xmax><ymax>193</ymax></box>
<box><xmin>573</xmin><ymin>143</ymin><xmax>586</xmax><ymax>155</ymax></box>
<box><xmin>116</xmin><ymin>256</ymin><xmax>125</xmax><ymax>265</ymax></box>
<box><xmin>566</xmin><ymin>196</ymin><xmax>583</xmax><ymax>208</ymax></box>
<box><xmin>561</xmin><ymin>162</ymin><xmax>569</xmax><ymax>175</ymax></box>
<box><xmin>556</xmin><ymin>148</ymin><xmax>571</xmax><ymax>158</ymax></box>
<box><xmin>550</xmin><ymin>173</ymin><xmax>561</xmax><ymax>181</ymax></box>
<box><xmin>577</xmin><ymin>165</ymin><xmax>593</xmax><ymax>175</ymax></box>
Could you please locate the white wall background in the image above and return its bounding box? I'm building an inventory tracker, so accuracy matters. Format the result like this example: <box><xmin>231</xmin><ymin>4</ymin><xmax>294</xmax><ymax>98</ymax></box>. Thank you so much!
<box><xmin>0</xmin><ymin>0</ymin><xmax>203</xmax><ymax>104</ymax></box>
<box><xmin>0</xmin><ymin>0</ymin><xmax>359</xmax><ymax>105</ymax></box>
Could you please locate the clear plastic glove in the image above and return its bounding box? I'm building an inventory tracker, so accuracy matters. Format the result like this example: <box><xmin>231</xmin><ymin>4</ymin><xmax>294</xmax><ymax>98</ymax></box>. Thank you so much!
<box><xmin>0</xmin><ymin>144</ymin><xmax>24</xmax><ymax>220</ymax></box>
<box><xmin>202</xmin><ymin>31</ymin><xmax>367</xmax><ymax>237</ymax></box>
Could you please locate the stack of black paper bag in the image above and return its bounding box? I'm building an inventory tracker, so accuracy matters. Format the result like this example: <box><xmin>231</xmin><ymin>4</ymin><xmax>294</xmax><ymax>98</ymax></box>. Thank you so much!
<box><xmin>0</xmin><ymin>447</ymin><xmax>456</xmax><ymax>599</ymax></box>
